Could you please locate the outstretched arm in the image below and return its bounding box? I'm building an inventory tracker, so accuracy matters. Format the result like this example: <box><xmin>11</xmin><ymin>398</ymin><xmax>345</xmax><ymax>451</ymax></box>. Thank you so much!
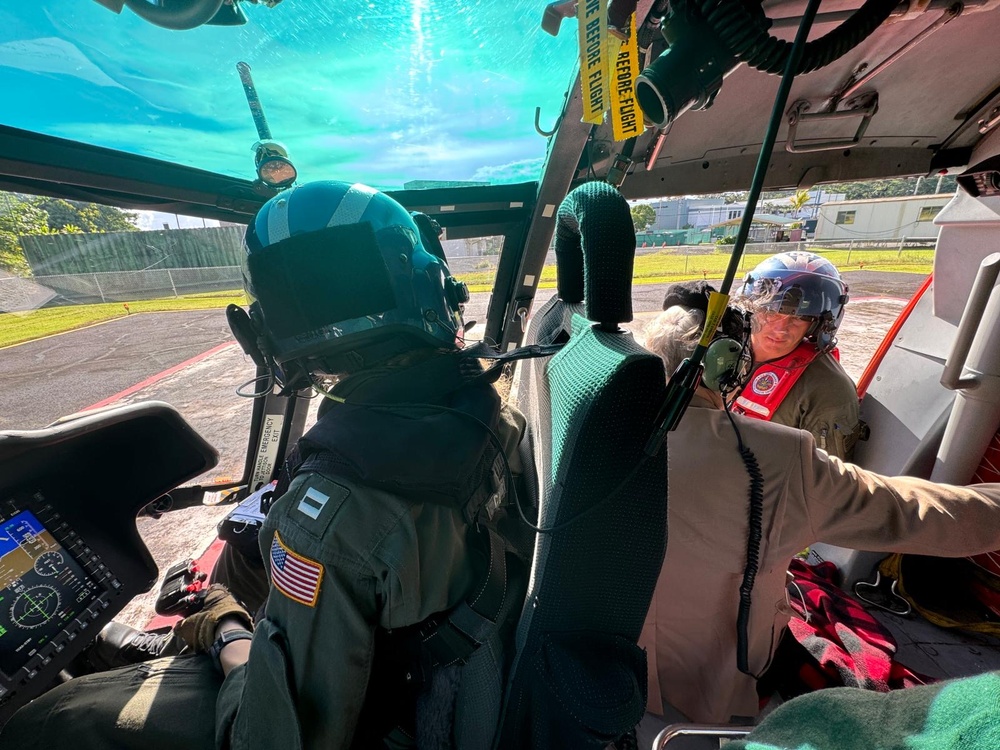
<box><xmin>799</xmin><ymin>435</ymin><xmax>1000</xmax><ymax>556</ymax></box>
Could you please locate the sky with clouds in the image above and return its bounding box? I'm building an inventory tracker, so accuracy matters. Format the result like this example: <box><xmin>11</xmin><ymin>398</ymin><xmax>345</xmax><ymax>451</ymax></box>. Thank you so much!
<box><xmin>0</xmin><ymin>1</ymin><xmax>579</xmax><ymax>190</ymax></box>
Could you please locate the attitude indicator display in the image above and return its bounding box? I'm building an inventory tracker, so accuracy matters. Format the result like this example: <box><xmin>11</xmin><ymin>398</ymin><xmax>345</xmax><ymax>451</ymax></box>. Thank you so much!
<box><xmin>0</xmin><ymin>510</ymin><xmax>100</xmax><ymax>678</ymax></box>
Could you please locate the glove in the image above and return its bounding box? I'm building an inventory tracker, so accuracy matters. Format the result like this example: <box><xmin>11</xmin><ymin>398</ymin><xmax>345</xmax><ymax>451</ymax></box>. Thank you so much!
<box><xmin>173</xmin><ymin>584</ymin><xmax>253</xmax><ymax>653</ymax></box>
<box><xmin>662</xmin><ymin>281</ymin><xmax>716</xmax><ymax>312</ymax></box>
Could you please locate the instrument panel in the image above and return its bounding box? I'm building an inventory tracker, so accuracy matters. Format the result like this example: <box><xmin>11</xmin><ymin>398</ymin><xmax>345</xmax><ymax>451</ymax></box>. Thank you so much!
<box><xmin>0</xmin><ymin>503</ymin><xmax>116</xmax><ymax>690</ymax></box>
<box><xmin>0</xmin><ymin>402</ymin><xmax>218</xmax><ymax>725</ymax></box>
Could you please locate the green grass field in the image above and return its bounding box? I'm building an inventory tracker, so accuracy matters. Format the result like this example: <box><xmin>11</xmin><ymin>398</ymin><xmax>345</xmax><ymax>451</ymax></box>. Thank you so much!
<box><xmin>462</xmin><ymin>248</ymin><xmax>935</xmax><ymax>292</ymax></box>
<box><xmin>1</xmin><ymin>248</ymin><xmax>933</xmax><ymax>347</ymax></box>
<box><xmin>0</xmin><ymin>292</ymin><xmax>247</xmax><ymax>349</ymax></box>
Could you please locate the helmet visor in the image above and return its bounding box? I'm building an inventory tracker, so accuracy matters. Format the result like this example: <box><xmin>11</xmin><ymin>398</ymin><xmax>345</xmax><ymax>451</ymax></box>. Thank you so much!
<box><xmin>247</xmin><ymin>223</ymin><xmax>396</xmax><ymax>340</ymax></box>
<box><xmin>748</xmin><ymin>270</ymin><xmax>844</xmax><ymax>319</ymax></box>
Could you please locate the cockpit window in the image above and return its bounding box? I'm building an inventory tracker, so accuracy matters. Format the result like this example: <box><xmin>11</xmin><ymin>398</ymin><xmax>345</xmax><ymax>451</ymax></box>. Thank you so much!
<box><xmin>0</xmin><ymin>195</ymin><xmax>253</xmax><ymax>487</ymax></box>
<box><xmin>443</xmin><ymin>234</ymin><xmax>503</xmax><ymax>342</ymax></box>
<box><xmin>1</xmin><ymin>2</ymin><xmax>578</xmax><ymax>188</ymax></box>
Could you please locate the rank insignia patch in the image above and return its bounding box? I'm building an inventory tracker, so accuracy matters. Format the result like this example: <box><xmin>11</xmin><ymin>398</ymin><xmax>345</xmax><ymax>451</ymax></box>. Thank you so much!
<box><xmin>297</xmin><ymin>486</ymin><xmax>329</xmax><ymax>520</ymax></box>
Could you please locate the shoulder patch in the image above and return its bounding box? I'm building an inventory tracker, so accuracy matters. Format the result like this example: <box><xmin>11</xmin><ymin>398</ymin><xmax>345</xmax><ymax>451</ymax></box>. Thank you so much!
<box><xmin>270</xmin><ymin>532</ymin><xmax>324</xmax><ymax>607</ymax></box>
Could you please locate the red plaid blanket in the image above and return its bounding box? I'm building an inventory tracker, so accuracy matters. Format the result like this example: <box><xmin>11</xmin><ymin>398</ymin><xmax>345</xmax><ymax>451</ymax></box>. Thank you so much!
<box><xmin>764</xmin><ymin>559</ymin><xmax>931</xmax><ymax>699</ymax></box>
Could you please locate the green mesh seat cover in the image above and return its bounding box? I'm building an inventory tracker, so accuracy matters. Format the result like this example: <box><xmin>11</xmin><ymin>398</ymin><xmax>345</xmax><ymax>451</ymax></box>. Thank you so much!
<box><xmin>497</xmin><ymin>314</ymin><xmax>667</xmax><ymax>749</ymax></box>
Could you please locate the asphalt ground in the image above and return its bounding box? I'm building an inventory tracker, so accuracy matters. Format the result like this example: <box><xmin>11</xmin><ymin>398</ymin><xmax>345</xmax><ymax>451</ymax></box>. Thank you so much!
<box><xmin>464</xmin><ymin>270</ymin><xmax>926</xmax><ymax>322</ymax></box>
<box><xmin>1</xmin><ymin>271</ymin><xmax>926</xmax><ymax>432</ymax></box>
<box><xmin>0</xmin><ymin>310</ymin><xmax>234</xmax><ymax>430</ymax></box>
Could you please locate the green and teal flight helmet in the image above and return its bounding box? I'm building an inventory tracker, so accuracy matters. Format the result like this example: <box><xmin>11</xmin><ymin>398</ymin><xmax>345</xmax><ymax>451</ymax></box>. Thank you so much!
<box><xmin>240</xmin><ymin>181</ymin><xmax>465</xmax><ymax>386</ymax></box>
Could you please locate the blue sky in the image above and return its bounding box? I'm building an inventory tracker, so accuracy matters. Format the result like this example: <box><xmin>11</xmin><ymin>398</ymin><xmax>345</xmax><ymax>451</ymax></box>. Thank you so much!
<box><xmin>0</xmin><ymin>1</ymin><xmax>579</xmax><ymax>189</ymax></box>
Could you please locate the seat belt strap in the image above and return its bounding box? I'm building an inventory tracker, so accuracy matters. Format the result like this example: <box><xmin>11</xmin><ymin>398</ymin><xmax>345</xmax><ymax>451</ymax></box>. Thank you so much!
<box><xmin>420</xmin><ymin>527</ymin><xmax>508</xmax><ymax>667</ymax></box>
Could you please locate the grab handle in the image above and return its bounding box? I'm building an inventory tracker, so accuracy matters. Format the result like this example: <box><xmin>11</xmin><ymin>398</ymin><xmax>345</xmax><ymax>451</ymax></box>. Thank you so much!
<box><xmin>941</xmin><ymin>252</ymin><xmax>1000</xmax><ymax>390</ymax></box>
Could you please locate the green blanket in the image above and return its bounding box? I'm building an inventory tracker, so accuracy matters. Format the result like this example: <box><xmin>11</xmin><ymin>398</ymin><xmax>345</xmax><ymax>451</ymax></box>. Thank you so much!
<box><xmin>722</xmin><ymin>671</ymin><xmax>1000</xmax><ymax>750</ymax></box>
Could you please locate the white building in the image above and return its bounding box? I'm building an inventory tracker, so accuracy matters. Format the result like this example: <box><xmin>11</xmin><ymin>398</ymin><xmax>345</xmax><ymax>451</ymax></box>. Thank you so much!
<box><xmin>814</xmin><ymin>193</ymin><xmax>953</xmax><ymax>242</ymax></box>
<box><xmin>639</xmin><ymin>189</ymin><xmax>843</xmax><ymax>232</ymax></box>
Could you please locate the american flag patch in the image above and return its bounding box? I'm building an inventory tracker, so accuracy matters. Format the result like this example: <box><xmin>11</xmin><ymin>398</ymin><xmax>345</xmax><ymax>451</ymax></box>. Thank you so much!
<box><xmin>270</xmin><ymin>532</ymin><xmax>323</xmax><ymax>607</ymax></box>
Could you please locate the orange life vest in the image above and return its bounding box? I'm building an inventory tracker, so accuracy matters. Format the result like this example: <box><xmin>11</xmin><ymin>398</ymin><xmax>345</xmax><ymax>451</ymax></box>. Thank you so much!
<box><xmin>731</xmin><ymin>341</ymin><xmax>826</xmax><ymax>421</ymax></box>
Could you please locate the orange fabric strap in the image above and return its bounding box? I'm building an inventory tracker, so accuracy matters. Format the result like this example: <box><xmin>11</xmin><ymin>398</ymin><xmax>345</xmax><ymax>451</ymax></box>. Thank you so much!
<box><xmin>731</xmin><ymin>342</ymin><xmax>825</xmax><ymax>421</ymax></box>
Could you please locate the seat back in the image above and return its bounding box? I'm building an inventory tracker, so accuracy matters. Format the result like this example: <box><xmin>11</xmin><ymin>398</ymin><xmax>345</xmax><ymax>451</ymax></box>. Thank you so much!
<box><xmin>497</xmin><ymin>182</ymin><xmax>668</xmax><ymax>750</ymax></box>
<box><xmin>513</xmin><ymin>207</ymin><xmax>587</xmax><ymax>513</ymax></box>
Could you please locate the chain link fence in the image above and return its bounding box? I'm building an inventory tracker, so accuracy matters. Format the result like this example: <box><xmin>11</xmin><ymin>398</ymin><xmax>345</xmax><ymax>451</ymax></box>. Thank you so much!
<box><xmin>0</xmin><ymin>266</ymin><xmax>242</xmax><ymax>309</ymax></box>
<box><xmin>1</xmin><ymin>237</ymin><xmax>938</xmax><ymax>313</ymax></box>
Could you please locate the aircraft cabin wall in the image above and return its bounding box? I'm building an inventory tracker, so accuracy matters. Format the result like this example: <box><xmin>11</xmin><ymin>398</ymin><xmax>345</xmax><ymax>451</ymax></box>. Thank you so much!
<box><xmin>813</xmin><ymin>143</ymin><xmax>1000</xmax><ymax>583</ymax></box>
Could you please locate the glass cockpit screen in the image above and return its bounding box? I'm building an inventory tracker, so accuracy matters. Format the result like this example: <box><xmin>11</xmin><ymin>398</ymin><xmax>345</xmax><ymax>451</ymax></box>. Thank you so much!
<box><xmin>0</xmin><ymin>510</ymin><xmax>99</xmax><ymax>677</ymax></box>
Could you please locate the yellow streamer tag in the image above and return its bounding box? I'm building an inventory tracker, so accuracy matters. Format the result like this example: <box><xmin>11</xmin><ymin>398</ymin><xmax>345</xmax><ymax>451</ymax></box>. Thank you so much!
<box><xmin>610</xmin><ymin>15</ymin><xmax>642</xmax><ymax>141</ymax></box>
<box><xmin>700</xmin><ymin>291</ymin><xmax>731</xmax><ymax>347</ymax></box>
<box><xmin>578</xmin><ymin>0</ymin><xmax>609</xmax><ymax>125</ymax></box>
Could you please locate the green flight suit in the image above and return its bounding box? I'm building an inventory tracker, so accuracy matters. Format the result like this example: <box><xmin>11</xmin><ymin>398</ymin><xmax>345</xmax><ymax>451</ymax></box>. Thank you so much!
<box><xmin>0</xmin><ymin>402</ymin><xmax>525</xmax><ymax>750</ymax></box>
<box><xmin>217</xmin><ymin>401</ymin><xmax>525</xmax><ymax>749</ymax></box>
<box><xmin>217</xmin><ymin>472</ymin><xmax>477</xmax><ymax>748</ymax></box>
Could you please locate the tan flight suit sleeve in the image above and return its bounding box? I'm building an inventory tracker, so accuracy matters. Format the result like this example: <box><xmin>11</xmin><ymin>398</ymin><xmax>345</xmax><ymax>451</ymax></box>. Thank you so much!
<box><xmin>792</xmin><ymin>434</ymin><xmax>1000</xmax><ymax>556</ymax></box>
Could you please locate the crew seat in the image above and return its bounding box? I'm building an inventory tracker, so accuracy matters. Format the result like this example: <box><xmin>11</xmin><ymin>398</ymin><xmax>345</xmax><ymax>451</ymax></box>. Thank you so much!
<box><xmin>497</xmin><ymin>181</ymin><xmax>668</xmax><ymax>749</ymax></box>
<box><xmin>513</xmin><ymin>201</ymin><xmax>586</xmax><ymax>514</ymax></box>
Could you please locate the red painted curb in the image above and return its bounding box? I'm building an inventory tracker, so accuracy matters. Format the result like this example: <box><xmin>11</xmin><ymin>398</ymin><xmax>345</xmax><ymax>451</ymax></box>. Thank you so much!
<box><xmin>85</xmin><ymin>340</ymin><xmax>237</xmax><ymax>411</ymax></box>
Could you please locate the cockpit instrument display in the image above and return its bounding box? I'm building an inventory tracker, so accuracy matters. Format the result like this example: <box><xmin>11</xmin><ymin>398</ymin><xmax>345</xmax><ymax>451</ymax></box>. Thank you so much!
<box><xmin>0</xmin><ymin>510</ymin><xmax>100</xmax><ymax>679</ymax></box>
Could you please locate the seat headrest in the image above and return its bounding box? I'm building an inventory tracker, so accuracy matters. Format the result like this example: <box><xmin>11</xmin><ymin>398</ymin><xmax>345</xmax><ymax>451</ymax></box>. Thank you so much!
<box><xmin>554</xmin><ymin>182</ymin><xmax>636</xmax><ymax>327</ymax></box>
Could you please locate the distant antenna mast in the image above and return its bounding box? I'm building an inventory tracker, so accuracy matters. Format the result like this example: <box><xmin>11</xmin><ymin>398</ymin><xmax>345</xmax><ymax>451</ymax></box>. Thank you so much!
<box><xmin>237</xmin><ymin>61</ymin><xmax>272</xmax><ymax>140</ymax></box>
<box><xmin>237</xmin><ymin>62</ymin><xmax>297</xmax><ymax>189</ymax></box>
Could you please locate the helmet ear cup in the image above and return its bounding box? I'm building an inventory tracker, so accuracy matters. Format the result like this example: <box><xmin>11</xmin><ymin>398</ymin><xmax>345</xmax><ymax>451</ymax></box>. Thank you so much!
<box><xmin>411</xmin><ymin>212</ymin><xmax>448</xmax><ymax>262</ymax></box>
<box><xmin>704</xmin><ymin>337</ymin><xmax>743</xmax><ymax>393</ymax></box>
<box><xmin>444</xmin><ymin>276</ymin><xmax>470</xmax><ymax>315</ymax></box>
<box><xmin>411</xmin><ymin>211</ymin><xmax>467</xmax><ymax>316</ymax></box>
<box><xmin>226</xmin><ymin>304</ymin><xmax>268</xmax><ymax>367</ymax></box>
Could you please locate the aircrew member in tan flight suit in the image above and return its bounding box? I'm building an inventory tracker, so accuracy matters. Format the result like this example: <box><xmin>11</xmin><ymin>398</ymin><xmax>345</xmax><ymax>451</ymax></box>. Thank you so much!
<box><xmin>638</xmin><ymin>303</ymin><xmax>1000</xmax><ymax>727</ymax></box>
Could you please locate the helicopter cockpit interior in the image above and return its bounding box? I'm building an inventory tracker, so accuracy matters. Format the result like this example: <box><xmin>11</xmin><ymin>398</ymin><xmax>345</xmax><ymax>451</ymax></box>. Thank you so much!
<box><xmin>5</xmin><ymin>0</ymin><xmax>1000</xmax><ymax>744</ymax></box>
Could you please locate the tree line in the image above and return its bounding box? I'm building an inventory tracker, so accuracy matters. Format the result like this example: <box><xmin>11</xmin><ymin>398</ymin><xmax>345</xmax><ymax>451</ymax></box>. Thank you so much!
<box><xmin>0</xmin><ymin>193</ymin><xmax>138</xmax><ymax>276</ymax></box>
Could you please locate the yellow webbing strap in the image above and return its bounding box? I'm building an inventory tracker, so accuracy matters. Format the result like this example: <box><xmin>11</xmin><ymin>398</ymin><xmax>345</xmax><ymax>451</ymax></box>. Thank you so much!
<box><xmin>880</xmin><ymin>553</ymin><xmax>1000</xmax><ymax>635</ymax></box>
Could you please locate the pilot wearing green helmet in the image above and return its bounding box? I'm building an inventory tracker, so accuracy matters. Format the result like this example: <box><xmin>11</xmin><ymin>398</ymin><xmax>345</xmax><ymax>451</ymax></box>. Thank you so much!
<box><xmin>0</xmin><ymin>181</ymin><xmax>529</xmax><ymax>750</ymax></box>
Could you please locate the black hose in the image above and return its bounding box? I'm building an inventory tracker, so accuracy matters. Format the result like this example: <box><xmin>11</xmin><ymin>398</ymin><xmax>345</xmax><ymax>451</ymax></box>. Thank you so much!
<box><xmin>695</xmin><ymin>0</ymin><xmax>900</xmax><ymax>75</ymax></box>
<box><xmin>717</xmin><ymin>0</ymin><xmax>823</xmax><ymax>296</ymax></box>
<box><xmin>719</xmin><ymin>0</ymin><xmax>820</xmax><ymax>677</ymax></box>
